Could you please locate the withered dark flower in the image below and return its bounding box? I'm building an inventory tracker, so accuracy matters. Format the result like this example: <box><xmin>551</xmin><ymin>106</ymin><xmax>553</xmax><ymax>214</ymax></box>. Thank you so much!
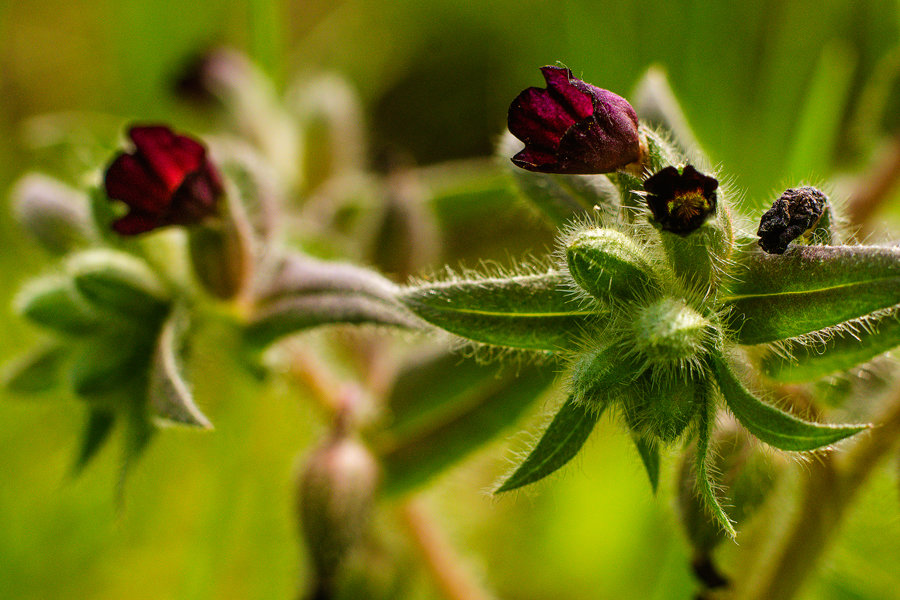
<box><xmin>508</xmin><ymin>66</ymin><xmax>642</xmax><ymax>174</ymax></box>
<box><xmin>644</xmin><ymin>165</ymin><xmax>718</xmax><ymax>235</ymax></box>
<box><xmin>104</xmin><ymin>126</ymin><xmax>223</xmax><ymax>235</ymax></box>
<box><xmin>757</xmin><ymin>186</ymin><xmax>828</xmax><ymax>254</ymax></box>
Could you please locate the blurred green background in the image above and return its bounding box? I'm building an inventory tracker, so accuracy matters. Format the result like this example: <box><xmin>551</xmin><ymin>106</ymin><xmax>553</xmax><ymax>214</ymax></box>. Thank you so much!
<box><xmin>2</xmin><ymin>1</ymin><xmax>900</xmax><ymax>598</ymax></box>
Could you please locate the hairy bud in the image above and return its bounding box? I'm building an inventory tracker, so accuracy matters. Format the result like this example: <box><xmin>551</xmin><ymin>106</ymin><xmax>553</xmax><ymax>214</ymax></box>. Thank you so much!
<box><xmin>622</xmin><ymin>369</ymin><xmax>703</xmax><ymax>442</ymax></box>
<box><xmin>629</xmin><ymin>297</ymin><xmax>712</xmax><ymax>366</ymax></box>
<box><xmin>566</xmin><ymin>228</ymin><xmax>659</xmax><ymax>302</ymax></box>
<box><xmin>297</xmin><ymin>434</ymin><xmax>380</xmax><ymax>595</ymax></box>
<box><xmin>11</xmin><ymin>173</ymin><xmax>94</xmax><ymax>254</ymax></box>
<box><xmin>188</xmin><ymin>195</ymin><xmax>253</xmax><ymax>300</ymax></box>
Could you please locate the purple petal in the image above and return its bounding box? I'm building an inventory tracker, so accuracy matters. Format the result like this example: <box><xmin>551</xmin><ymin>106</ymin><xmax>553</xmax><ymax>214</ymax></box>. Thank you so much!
<box><xmin>540</xmin><ymin>66</ymin><xmax>593</xmax><ymax>120</ymax></box>
<box><xmin>129</xmin><ymin>126</ymin><xmax>206</xmax><ymax>191</ymax></box>
<box><xmin>511</xmin><ymin>147</ymin><xmax>560</xmax><ymax>171</ymax></box>
<box><xmin>508</xmin><ymin>87</ymin><xmax>579</xmax><ymax>150</ymax></box>
<box><xmin>104</xmin><ymin>153</ymin><xmax>171</xmax><ymax>213</ymax></box>
<box><xmin>112</xmin><ymin>211</ymin><xmax>162</xmax><ymax>236</ymax></box>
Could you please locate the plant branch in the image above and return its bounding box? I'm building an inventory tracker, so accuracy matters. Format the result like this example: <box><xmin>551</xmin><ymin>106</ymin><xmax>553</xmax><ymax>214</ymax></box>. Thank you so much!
<box><xmin>398</xmin><ymin>499</ymin><xmax>494</xmax><ymax>600</ymax></box>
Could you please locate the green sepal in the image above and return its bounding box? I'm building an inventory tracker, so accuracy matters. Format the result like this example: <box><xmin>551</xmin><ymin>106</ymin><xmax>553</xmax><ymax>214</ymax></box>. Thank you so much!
<box><xmin>149</xmin><ymin>307</ymin><xmax>212</xmax><ymax>428</ymax></box>
<box><xmin>695</xmin><ymin>400</ymin><xmax>736</xmax><ymax>539</ymax></box>
<box><xmin>69</xmin><ymin>334</ymin><xmax>152</xmax><ymax>400</ymax></box>
<box><xmin>401</xmin><ymin>271</ymin><xmax>602</xmax><ymax>352</ymax></box>
<box><xmin>117</xmin><ymin>398</ymin><xmax>155</xmax><ymax>504</ymax></box>
<box><xmin>711</xmin><ymin>354</ymin><xmax>867</xmax><ymax>451</ymax></box>
<box><xmin>724</xmin><ymin>245</ymin><xmax>900</xmax><ymax>344</ymax></box>
<box><xmin>762</xmin><ymin>310</ymin><xmax>900</xmax><ymax>382</ymax></box>
<box><xmin>72</xmin><ymin>408</ymin><xmax>116</xmax><ymax>475</ymax></box>
<box><xmin>68</xmin><ymin>249</ymin><xmax>171</xmax><ymax>322</ymax></box>
<box><xmin>565</xmin><ymin>228</ymin><xmax>659</xmax><ymax>302</ymax></box>
<box><xmin>244</xmin><ymin>254</ymin><xmax>421</xmax><ymax>348</ymax></box>
<box><xmin>379</xmin><ymin>363</ymin><xmax>555</xmax><ymax>497</ymax></box>
<box><xmin>2</xmin><ymin>343</ymin><xmax>69</xmax><ymax>394</ymax></box>
<box><xmin>632</xmin><ymin>435</ymin><xmax>660</xmax><ymax>493</ymax></box>
<box><xmin>15</xmin><ymin>275</ymin><xmax>103</xmax><ymax>335</ymax></box>
<box><xmin>495</xmin><ymin>394</ymin><xmax>602</xmax><ymax>493</ymax></box>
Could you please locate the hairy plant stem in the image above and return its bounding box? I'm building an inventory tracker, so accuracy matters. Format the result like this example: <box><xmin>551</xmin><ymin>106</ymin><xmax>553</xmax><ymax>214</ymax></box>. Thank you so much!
<box><xmin>736</xmin><ymin>386</ymin><xmax>900</xmax><ymax>600</ymax></box>
<box><xmin>398</xmin><ymin>500</ymin><xmax>493</xmax><ymax>600</ymax></box>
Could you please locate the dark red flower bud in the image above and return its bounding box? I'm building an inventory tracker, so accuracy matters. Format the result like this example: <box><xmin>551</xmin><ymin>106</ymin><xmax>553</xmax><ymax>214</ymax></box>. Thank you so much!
<box><xmin>104</xmin><ymin>126</ymin><xmax>223</xmax><ymax>235</ymax></box>
<box><xmin>757</xmin><ymin>186</ymin><xmax>828</xmax><ymax>254</ymax></box>
<box><xmin>644</xmin><ymin>165</ymin><xmax>718</xmax><ymax>235</ymax></box>
<box><xmin>508</xmin><ymin>66</ymin><xmax>642</xmax><ymax>174</ymax></box>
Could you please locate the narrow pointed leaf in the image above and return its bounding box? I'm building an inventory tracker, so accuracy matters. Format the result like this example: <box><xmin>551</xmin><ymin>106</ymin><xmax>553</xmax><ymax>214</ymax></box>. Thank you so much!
<box><xmin>401</xmin><ymin>271</ymin><xmax>603</xmax><ymax>352</ymax></box>
<box><xmin>711</xmin><ymin>354</ymin><xmax>867</xmax><ymax>451</ymax></box>
<box><xmin>117</xmin><ymin>400</ymin><xmax>155</xmax><ymax>504</ymax></box>
<box><xmin>245</xmin><ymin>254</ymin><xmax>422</xmax><ymax>348</ymax></box>
<box><xmin>633</xmin><ymin>435</ymin><xmax>660</xmax><ymax>493</ymax></box>
<box><xmin>149</xmin><ymin>307</ymin><xmax>211</xmax><ymax>428</ymax></box>
<box><xmin>72</xmin><ymin>409</ymin><xmax>116</xmax><ymax>474</ymax></box>
<box><xmin>496</xmin><ymin>395</ymin><xmax>603</xmax><ymax>493</ymax></box>
<box><xmin>2</xmin><ymin>343</ymin><xmax>68</xmax><ymax>394</ymax></box>
<box><xmin>696</xmin><ymin>401</ymin><xmax>736</xmax><ymax>538</ymax></box>
<box><xmin>724</xmin><ymin>245</ymin><xmax>900</xmax><ymax>344</ymax></box>
<box><xmin>762</xmin><ymin>310</ymin><xmax>900</xmax><ymax>382</ymax></box>
<box><xmin>379</xmin><ymin>363</ymin><xmax>556</xmax><ymax>497</ymax></box>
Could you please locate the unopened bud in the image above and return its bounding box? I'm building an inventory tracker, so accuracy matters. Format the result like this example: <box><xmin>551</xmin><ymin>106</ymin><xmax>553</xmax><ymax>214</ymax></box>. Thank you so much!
<box><xmin>11</xmin><ymin>173</ymin><xmax>94</xmax><ymax>254</ymax></box>
<box><xmin>622</xmin><ymin>369</ymin><xmax>703</xmax><ymax>443</ymax></box>
<box><xmin>629</xmin><ymin>297</ymin><xmax>712</xmax><ymax>366</ymax></box>
<box><xmin>298</xmin><ymin>434</ymin><xmax>380</xmax><ymax>595</ymax></box>
<box><xmin>566</xmin><ymin>228</ymin><xmax>659</xmax><ymax>302</ymax></box>
<box><xmin>188</xmin><ymin>194</ymin><xmax>253</xmax><ymax>300</ymax></box>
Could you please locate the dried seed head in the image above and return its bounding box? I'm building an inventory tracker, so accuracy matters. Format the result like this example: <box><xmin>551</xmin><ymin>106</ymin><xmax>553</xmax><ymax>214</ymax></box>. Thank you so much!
<box><xmin>757</xmin><ymin>186</ymin><xmax>828</xmax><ymax>254</ymax></box>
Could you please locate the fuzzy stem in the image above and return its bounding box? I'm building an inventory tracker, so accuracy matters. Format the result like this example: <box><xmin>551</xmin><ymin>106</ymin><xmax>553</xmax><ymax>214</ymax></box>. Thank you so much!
<box><xmin>736</xmin><ymin>386</ymin><xmax>900</xmax><ymax>600</ymax></box>
<box><xmin>398</xmin><ymin>500</ymin><xmax>494</xmax><ymax>600</ymax></box>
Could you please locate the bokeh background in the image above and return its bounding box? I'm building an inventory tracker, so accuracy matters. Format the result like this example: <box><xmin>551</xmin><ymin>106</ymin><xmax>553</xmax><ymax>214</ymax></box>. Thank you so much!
<box><xmin>2</xmin><ymin>1</ymin><xmax>900</xmax><ymax>598</ymax></box>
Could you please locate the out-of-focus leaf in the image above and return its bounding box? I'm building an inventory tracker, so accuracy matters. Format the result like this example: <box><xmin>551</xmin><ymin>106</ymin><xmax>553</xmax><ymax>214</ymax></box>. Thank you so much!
<box><xmin>2</xmin><ymin>343</ymin><xmax>69</xmax><ymax>394</ymax></box>
<box><xmin>68</xmin><ymin>249</ymin><xmax>170</xmax><ymax>322</ymax></box>
<box><xmin>632</xmin><ymin>435</ymin><xmax>660</xmax><ymax>493</ymax></box>
<box><xmin>401</xmin><ymin>270</ymin><xmax>602</xmax><ymax>352</ymax></box>
<box><xmin>379</xmin><ymin>363</ymin><xmax>556</xmax><ymax>497</ymax></box>
<box><xmin>11</xmin><ymin>173</ymin><xmax>95</xmax><ymax>254</ymax></box>
<box><xmin>762</xmin><ymin>309</ymin><xmax>900</xmax><ymax>382</ymax></box>
<box><xmin>724</xmin><ymin>245</ymin><xmax>900</xmax><ymax>344</ymax></box>
<box><xmin>15</xmin><ymin>276</ymin><xmax>102</xmax><ymax>335</ymax></box>
<box><xmin>632</xmin><ymin>65</ymin><xmax>705</xmax><ymax>160</ymax></box>
<box><xmin>149</xmin><ymin>307</ymin><xmax>211</xmax><ymax>428</ymax></box>
<box><xmin>495</xmin><ymin>394</ymin><xmax>601</xmax><ymax>493</ymax></box>
<box><xmin>72</xmin><ymin>408</ymin><xmax>116</xmax><ymax>475</ymax></box>
<box><xmin>711</xmin><ymin>354</ymin><xmax>867</xmax><ymax>451</ymax></box>
<box><xmin>69</xmin><ymin>334</ymin><xmax>151</xmax><ymax>400</ymax></box>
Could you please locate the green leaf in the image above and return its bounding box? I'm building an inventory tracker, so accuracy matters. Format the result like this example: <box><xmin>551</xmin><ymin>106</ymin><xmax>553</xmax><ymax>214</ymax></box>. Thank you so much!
<box><xmin>149</xmin><ymin>307</ymin><xmax>211</xmax><ymax>428</ymax></box>
<box><xmin>724</xmin><ymin>245</ymin><xmax>900</xmax><ymax>344</ymax></box>
<box><xmin>379</xmin><ymin>363</ymin><xmax>556</xmax><ymax>497</ymax></box>
<box><xmin>401</xmin><ymin>271</ymin><xmax>603</xmax><ymax>352</ymax></box>
<box><xmin>2</xmin><ymin>343</ymin><xmax>68</xmax><ymax>394</ymax></box>
<box><xmin>384</xmin><ymin>347</ymin><xmax>523</xmax><ymax>441</ymax></box>
<box><xmin>695</xmin><ymin>401</ymin><xmax>736</xmax><ymax>539</ymax></box>
<box><xmin>711</xmin><ymin>354</ymin><xmax>867</xmax><ymax>451</ymax></box>
<box><xmin>762</xmin><ymin>309</ymin><xmax>900</xmax><ymax>382</ymax></box>
<box><xmin>495</xmin><ymin>394</ymin><xmax>603</xmax><ymax>493</ymax></box>
<box><xmin>15</xmin><ymin>275</ymin><xmax>103</xmax><ymax>335</ymax></box>
<box><xmin>117</xmin><ymin>400</ymin><xmax>155</xmax><ymax>504</ymax></box>
<box><xmin>632</xmin><ymin>435</ymin><xmax>660</xmax><ymax>493</ymax></box>
<box><xmin>245</xmin><ymin>254</ymin><xmax>422</xmax><ymax>348</ymax></box>
<box><xmin>69</xmin><ymin>334</ymin><xmax>152</xmax><ymax>400</ymax></box>
<box><xmin>68</xmin><ymin>249</ymin><xmax>170</xmax><ymax>321</ymax></box>
<box><xmin>72</xmin><ymin>408</ymin><xmax>116</xmax><ymax>474</ymax></box>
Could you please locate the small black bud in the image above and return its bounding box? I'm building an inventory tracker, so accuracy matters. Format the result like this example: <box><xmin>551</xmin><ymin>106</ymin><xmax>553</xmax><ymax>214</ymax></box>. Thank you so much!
<box><xmin>757</xmin><ymin>186</ymin><xmax>828</xmax><ymax>254</ymax></box>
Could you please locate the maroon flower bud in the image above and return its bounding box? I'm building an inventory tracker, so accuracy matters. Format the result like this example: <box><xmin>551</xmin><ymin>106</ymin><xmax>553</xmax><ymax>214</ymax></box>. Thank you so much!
<box><xmin>508</xmin><ymin>66</ymin><xmax>642</xmax><ymax>174</ymax></box>
<box><xmin>104</xmin><ymin>125</ymin><xmax>223</xmax><ymax>235</ymax></box>
<box><xmin>644</xmin><ymin>165</ymin><xmax>718</xmax><ymax>235</ymax></box>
